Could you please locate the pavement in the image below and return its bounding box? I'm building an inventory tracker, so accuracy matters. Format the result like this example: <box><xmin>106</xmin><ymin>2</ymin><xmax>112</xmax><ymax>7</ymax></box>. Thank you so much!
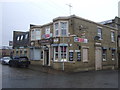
<box><xmin>29</xmin><ymin>64</ymin><xmax>64</xmax><ymax>74</ymax></box>
<box><xmin>1</xmin><ymin>64</ymin><xmax>119</xmax><ymax>88</ymax></box>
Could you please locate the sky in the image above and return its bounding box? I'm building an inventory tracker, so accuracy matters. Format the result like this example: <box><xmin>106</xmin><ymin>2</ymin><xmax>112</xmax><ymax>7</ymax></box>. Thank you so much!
<box><xmin>0</xmin><ymin>0</ymin><xmax>120</xmax><ymax>46</ymax></box>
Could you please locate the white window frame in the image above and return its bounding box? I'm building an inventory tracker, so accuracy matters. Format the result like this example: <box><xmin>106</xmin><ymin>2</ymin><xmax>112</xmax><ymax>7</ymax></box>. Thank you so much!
<box><xmin>97</xmin><ymin>27</ymin><xmax>102</xmax><ymax>40</ymax></box>
<box><xmin>111</xmin><ymin>31</ymin><xmax>115</xmax><ymax>42</ymax></box>
<box><xmin>54</xmin><ymin>21</ymin><xmax>68</xmax><ymax>37</ymax></box>
<box><xmin>54</xmin><ymin>46</ymin><xmax>59</xmax><ymax>61</ymax></box>
<box><xmin>54</xmin><ymin>22</ymin><xmax>59</xmax><ymax>37</ymax></box>
<box><xmin>102</xmin><ymin>49</ymin><xmax>107</xmax><ymax>61</ymax></box>
<box><xmin>45</xmin><ymin>26</ymin><xmax>50</xmax><ymax>34</ymax></box>
<box><xmin>53</xmin><ymin>46</ymin><xmax>68</xmax><ymax>62</ymax></box>
<box><xmin>31</xmin><ymin>28</ymin><xmax>41</xmax><ymax>40</ymax></box>
<box><xmin>112</xmin><ymin>50</ymin><xmax>115</xmax><ymax>60</ymax></box>
<box><xmin>60</xmin><ymin>46</ymin><xmax>68</xmax><ymax>62</ymax></box>
<box><xmin>35</xmin><ymin>28</ymin><xmax>41</xmax><ymax>40</ymax></box>
<box><xmin>60</xmin><ymin>21</ymin><xmax>68</xmax><ymax>36</ymax></box>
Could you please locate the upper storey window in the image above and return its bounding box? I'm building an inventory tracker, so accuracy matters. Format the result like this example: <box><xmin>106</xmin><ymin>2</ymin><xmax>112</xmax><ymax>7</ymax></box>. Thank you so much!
<box><xmin>31</xmin><ymin>28</ymin><xmax>41</xmax><ymax>41</ymax></box>
<box><xmin>54</xmin><ymin>21</ymin><xmax>68</xmax><ymax>37</ymax></box>
<box><xmin>60</xmin><ymin>22</ymin><xmax>67</xmax><ymax>36</ymax></box>
<box><xmin>97</xmin><ymin>28</ymin><xmax>102</xmax><ymax>40</ymax></box>
<box><xmin>111</xmin><ymin>31</ymin><xmax>115</xmax><ymax>42</ymax></box>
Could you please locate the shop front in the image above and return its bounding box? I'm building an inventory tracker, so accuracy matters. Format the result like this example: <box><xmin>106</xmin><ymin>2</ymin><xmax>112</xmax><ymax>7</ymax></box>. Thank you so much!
<box><xmin>38</xmin><ymin>38</ymin><xmax>53</xmax><ymax>66</ymax></box>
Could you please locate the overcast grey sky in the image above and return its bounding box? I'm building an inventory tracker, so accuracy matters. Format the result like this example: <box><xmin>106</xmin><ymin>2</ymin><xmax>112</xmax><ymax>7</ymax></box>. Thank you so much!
<box><xmin>0</xmin><ymin>0</ymin><xmax>119</xmax><ymax>46</ymax></box>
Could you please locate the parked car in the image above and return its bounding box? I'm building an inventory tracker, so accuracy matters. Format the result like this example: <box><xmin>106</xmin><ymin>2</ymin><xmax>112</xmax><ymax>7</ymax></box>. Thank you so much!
<box><xmin>1</xmin><ymin>57</ymin><xmax>12</xmax><ymax>65</ymax></box>
<box><xmin>9</xmin><ymin>56</ymin><xmax>30</xmax><ymax>67</ymax></box>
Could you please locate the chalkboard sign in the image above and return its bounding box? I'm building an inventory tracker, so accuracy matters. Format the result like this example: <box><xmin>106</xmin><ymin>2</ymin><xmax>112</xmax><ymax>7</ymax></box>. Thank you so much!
<box><xmin>69</xmin><ymin>52</ymin><xmax>73</xmax><ymax>61</ymax></box>
<box><xmin>77</xmin><ymin>52</ymin><xmax>81</xmax><ymax>61</ymax></box>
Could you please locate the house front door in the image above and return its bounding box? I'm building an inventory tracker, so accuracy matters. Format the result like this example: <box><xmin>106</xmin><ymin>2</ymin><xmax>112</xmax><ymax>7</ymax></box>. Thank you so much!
<box><xmin>95</xmin><ymin>47</ymin><xmax>102</xmax><ymax>70</ymax></box>
<box><xmin>44</xmin><ymin>50</ymin><xmax>49</xmax><ymax>66</ymax></box>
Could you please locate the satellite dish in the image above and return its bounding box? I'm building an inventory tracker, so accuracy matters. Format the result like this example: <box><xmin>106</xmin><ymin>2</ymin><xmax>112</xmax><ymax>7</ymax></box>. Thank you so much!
<box><xmin>94</xmin><ymin>36</ymin><xmax>100</xmax><ymax>40</ymax></box>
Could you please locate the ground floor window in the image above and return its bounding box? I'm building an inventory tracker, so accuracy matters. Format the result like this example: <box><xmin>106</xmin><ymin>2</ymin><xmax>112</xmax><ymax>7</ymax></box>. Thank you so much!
<box><xmin>69</xmin><ymin>52</ymin><xmax>74</xmax><ymax>61</ymax></box>
<box><xmin>77</xmin><ymin>52</ymin><xmax>81</xmax><ymax>61</ymax></box>
<box><xmin>112</xmin><ymin>50</ymin><xmax>115</xmax><ymax>60</ymax></box>
<box><xmin>54</xmin><ymin>46</ymin><xmax>67</xmax><ymax>62</ymax></box>
<box><xmin>54</xmin><ymin>47</ymin><xmax>58</xmax><ymax>61</ymax></box>
<box><xmin>102</xmin><ymin>49</ymin><xmax>107</xmax><ymax>61</ymax></box>
<box><xmin>60</xmin><ymin>46</ymin><xmax>67</xmax><ymax>62</ymax></box>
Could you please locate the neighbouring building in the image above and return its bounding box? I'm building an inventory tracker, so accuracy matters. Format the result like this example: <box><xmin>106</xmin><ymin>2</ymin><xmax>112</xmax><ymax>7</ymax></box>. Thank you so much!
<box><xmin>0</xmin><ymin>46</ymin><xmax>13</xmax><ymax>58</ymax></box>
<box><xmin>29</xmin><ymin>25</ymin><xmax>42</xmax><ymax>61</ymax></box>
<box><xmin>29</xmin><ymin>15</ymin><xmax>118</xmax><ymax>72</ymax></box>
<box><xmin>100</xmin><ymin>17</ymin><xmax>120</xmax><ymax>68</ymax></box>
<box><xmin>13</xmin><ymin>31</ymin><xmax>30</xmax><ymax>58</ymax></box>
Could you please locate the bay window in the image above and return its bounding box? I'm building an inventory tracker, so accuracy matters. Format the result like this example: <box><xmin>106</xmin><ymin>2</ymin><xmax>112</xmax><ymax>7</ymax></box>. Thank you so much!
<box><xmin>60</xmin><ymin>22</ymin><xmax>67</xmax><ymax>36</ymax></box>
<box><xmin>54</xmin><ymin>21</ymin><xmax>68</xmax><ymax>37</ymax></box>
<box><xmin>54</xmin><ymin>46</ymin><xmax>68</xmax><ymax>62</ymax></box>
<box><xmin>54</xmin><ymin>47</ymin><xmax>59</xmax><ymax>61</ymax></box>
<box><xmin>55</xmin><ymin>23</ymin><xmax>59</xmax><ymax>36</ymax></box>
<box><xmin>60</xmin><ymin>46</ymin><xmax>67</xmax><ymax>62</ymax></box>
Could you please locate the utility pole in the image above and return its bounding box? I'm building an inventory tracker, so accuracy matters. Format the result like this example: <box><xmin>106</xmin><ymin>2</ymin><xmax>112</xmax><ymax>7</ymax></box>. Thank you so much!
<box><xmin>66</xmin><ymin>3</ymin><xmax>72</xmax><ymax>15</ymax></box>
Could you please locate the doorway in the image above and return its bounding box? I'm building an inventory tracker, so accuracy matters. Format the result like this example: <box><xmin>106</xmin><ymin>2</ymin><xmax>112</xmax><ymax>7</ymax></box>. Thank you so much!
<box><xmin>44</xmin><ymin>50</ymin><xmax>49</xmax><ymax>66</ymax></box>
<box><xmin>95</xmin><ymin>47</ymin><xmax>102</xmax><ymax>70</ymax></box>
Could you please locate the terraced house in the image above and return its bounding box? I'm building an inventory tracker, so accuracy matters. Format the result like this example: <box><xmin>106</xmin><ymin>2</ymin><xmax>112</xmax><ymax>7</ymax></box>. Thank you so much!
<box><xmin>28</xmin><ymin>15</ymin><xmax>118</xmax><ymax>72</ymax></box>
<box><xmin>100</xmin><ymin>17</ymin><xmax>120</xmax><ymax>68</ymax></box>
<box><xmin>13</xmin><ymin>31</ymin><xmax>30</xmax><ymax>58</ymax></box>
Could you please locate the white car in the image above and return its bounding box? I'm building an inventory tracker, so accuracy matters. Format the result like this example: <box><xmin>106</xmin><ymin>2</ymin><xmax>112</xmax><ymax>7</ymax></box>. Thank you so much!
<box><xmin>1</xmin><ymin>57</ymin><xmax>12</xmax><ymax>65</ymax></box>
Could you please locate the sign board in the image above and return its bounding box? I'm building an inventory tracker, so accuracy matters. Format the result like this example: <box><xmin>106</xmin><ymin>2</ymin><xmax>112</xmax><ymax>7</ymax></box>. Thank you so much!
<box><xmin>69</xmin><ymin>50</ymin><xmax>74</xmax><ymax>52</ymax></box>
<box><xmin>42</xmin><ymin>33</ymin><xmax>52</xmax><ymax>39</ymax></box>
<box><xmin>74</xmin><ymin>37</ymin><xmax>88</xmax><ymax>43</ymax></box>
<box><xmin>75</xmin><ymin>50</ymin><xmax>80</xmax><ymax>52</ymax></box>
<box><xmin>38</xmin><ymin>38</ymin><xmax>53</xmax><ymax>45</ymax></box>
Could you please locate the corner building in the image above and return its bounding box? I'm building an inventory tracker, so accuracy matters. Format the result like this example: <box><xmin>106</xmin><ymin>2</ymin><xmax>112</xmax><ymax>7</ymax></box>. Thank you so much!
<box><xmin>30</xmin><ymin>15</ymin><xmax>118</xmax><ymax>72</ymax></box>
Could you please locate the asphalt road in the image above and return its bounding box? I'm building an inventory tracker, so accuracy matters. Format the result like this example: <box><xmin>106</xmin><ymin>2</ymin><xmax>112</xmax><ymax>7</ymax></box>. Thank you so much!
<box><xmin>1</xmin><ymin>64</ymin><xmax>118</xmax><ymax>88</ymax></box>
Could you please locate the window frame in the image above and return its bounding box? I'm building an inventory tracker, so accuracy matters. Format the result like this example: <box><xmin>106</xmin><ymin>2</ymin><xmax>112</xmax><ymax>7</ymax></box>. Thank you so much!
<box><xmin>111</xmin><ymin>31</ymin><xmax>115</xmax><ymax>42</ymax></box>
<box><xmin>97</xmin><ymin>27</ymin><xmax>102</xmax><ymax>40</ymax></box>
<box><xmin>53</xmin><ymin>46</ymin><xmax>68</xmax><ymax>62</ymax></box>
<box><xmin>31</xmin><ymin>28</ymin><xmax>41</xmax><ymax>40</ymax></box>
<box><xmin>54</xmin><ymin>21</ymin><xmax>68</xmax><ymax>37</ymax></box>
<box><xmin>60</xmin><ymin>22</ymin><xmax>68</xmax><ymax>36</ymax></box>
<box><xmin>102</xmin><ymin>49</ymin><xmax>107</xmax><ymax>61</ymax></box>
<box><xmin>45</xmin><ymin>26</ymin><xmax>50</xmax><ymax>35</ymax></box>
<box><xmin>112</xmin><ymin>50</ymin><xmax>116</xmax><ymax>60</ymax></box>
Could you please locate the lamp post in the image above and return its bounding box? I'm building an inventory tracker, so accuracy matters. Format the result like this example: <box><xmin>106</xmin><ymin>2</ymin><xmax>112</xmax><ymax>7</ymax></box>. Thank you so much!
<box><xmin>62</xmin><ymin>35</ymin><xmax>65</xmax><ymax>71</ymax></box>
